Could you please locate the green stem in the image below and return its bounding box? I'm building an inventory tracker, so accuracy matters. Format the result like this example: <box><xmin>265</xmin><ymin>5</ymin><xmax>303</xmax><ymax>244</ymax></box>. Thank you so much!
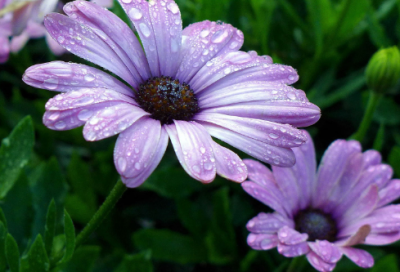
<box><xmin>352</xmin><ymin>91</ymin><xmax>382</xmax><ymax>142</ymax></box>
<box><xmin>287</xmin><ymin>257</ymin><xmax>302</xmax><ymax>272</ymax></box>
<box><xmin>75</xmin><ymin>179</ymin><xmax>127</xmax><ymax>247</ymax></box>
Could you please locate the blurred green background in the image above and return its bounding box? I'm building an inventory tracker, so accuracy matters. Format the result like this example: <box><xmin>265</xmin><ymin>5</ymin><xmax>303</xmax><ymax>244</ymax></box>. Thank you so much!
<box><xmin>1</xmin><ymin>0</ymin><xmax>400</xmax><ymax>271</ymax></box>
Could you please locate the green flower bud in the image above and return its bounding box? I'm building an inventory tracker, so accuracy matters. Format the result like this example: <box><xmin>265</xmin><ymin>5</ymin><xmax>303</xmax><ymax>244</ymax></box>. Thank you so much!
<box><xmin>365</xmin><ymin>46</ymin><xmax>400</xmax><ymax>94</ymax></box>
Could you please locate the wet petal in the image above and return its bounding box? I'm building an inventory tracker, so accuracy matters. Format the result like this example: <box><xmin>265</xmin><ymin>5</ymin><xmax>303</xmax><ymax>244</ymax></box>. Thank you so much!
<box><xmin>365</xmin><ymin>232</ymin><xmax>400</xmax><ymax>245</ymax></box>
<box><xmin>118</xmin><ymin>124</ymin><xmax>168</xmax><ymax>188</ymax></box>
<box><xmin>44</xmin><ymin>13</ymin><xmax>136</xmax><ymax>86</ymax></box>
<box><xmin>277</xmin><ymin>226</ymin><xmax>308</xmax><ymax>245</ymax></box>
<box><xmin>64</xmin><ymin>1</ymin><xmax>150</xmax><ymax>87</ymax></box>
<box><xmin>306</xmin><ymin>251</ymin><xmax>337</xmax><ymax>272</ymax></box>
<box><xmin>165</xmin><ymin>121</ymin><xmax>216</xmax><ymax>183</ymax></box>
<box><xmin>202</xmin><ymin>122</ymin><xmax>296</xmax><ymax>167</ymax></box>
<box><xmin>114</xmin><ymin>117</ymin><xmax>164</xmax><ymax>180</ymax></box>
<box><xmin>194</xmin><ymin>113</ymin><xmax>306</xmax><ymax>148</ymax></box>
<box><xmin>46</xmin><ymin>32</ymin><xmax>66</xmax><ymax>55</ymax></box>
<box><xmin>336</xmin><ymin>225</ymin><xmax>371</xmax><ymax>247</ymax></box>
<box><xmin>210</xmin><ymin>140</ymin><xmax>247</xmax><ymax>182</ymax></box>
<box><xmin>12</xmin><ymin>2</ymin><xmax>37</xmax><ymax>35</ymax></box>
<box><xmin>362</xmin><ymin>150</ymin><xmax>382</xmax><ymax>170</ymax></box>
<box><xmin>83</xmin><ymin>103</ymin><xmax>149</xmax><ymax>141</ymax></box>
<box><xmin>378</xmin><ymin>179</ymin><xmax>400</xmax><ymax>207</ymax></box>
<box><xmin>308</xmin><ymin>240</ymin><xmax>342</xmax><ymax>264</ymax></box>
<box><xmin>277</xmin><ymin>241</ymin><xmax>309</xmax><ymax>257</ymax></box>
<box><xmin>246</xmin><ymin>212</ymin><xmax>294</xmax><ymax>234</ymax></box>
<box><xmin>341</xmin><ymin>247</ymin><xmax>374</xmax><ymax>268</ymax></box>
<box><xmin>247</xmin><ymin>233</ymin><xmax>278</xmax><ymax>251</ymax></box>
<box><xmin>0</xmin><ymin>36</ymin><xmax>10</xmax><ymax>63</ymax></box>
<box><xmin>177</xmin><ymin>20</ymin><xmax>244</xmax><ymax>83</ymax></box>
<box><xmin>23</xmin><ymin>61</ymin><xmax>133</xmax><ymax>96</ymax></box>
<box><xmin>243</xmin><ymin>159</ymin><xmax>275</xmax><ymax>187</ymax></box>
<box><xmin>271</xmin><ymin>167</ymin><xmax>300</xmax><ymax>214</ymax></box>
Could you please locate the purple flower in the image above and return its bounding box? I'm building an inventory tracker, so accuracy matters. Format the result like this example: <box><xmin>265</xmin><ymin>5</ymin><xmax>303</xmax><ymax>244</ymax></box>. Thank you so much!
<box><xmin>23</xmin><ymin>0</ymin><xmax>320</xmax><ymax>187</ymax></box>
<box><xmin>242</xmin><ymin>131</ymin><xmax>400</xmax><ymax>271</ymax></box>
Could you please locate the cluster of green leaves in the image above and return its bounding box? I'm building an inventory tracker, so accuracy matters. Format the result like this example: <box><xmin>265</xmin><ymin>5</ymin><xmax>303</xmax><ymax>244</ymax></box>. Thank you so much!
<box><xmin>1</xmin><ymin>0</ymin><xmax>400</xmax><ymax>271</ymax></box>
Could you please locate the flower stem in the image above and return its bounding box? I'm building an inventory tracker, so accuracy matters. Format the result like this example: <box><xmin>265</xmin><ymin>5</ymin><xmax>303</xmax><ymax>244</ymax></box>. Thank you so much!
<box><xmin>75</xmin><ymin>179</ymin><xmax>127</xmax><ymax>247</ymax></box>
<box><xmin>352</xmin><ymin>91</ymin><xmax>382</xmax><ymax>142</ymax></box>
<box><xmin>287</xmin><ymin>257</ymin><xmax>303</xmax><ymax>272</ymax></box>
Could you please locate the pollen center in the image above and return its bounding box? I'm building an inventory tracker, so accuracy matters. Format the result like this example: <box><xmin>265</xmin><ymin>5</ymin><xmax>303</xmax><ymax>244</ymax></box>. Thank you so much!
<box><xmin>135</xmin><ymin>76</ymin><xmax>200</xmax><ymax>125</ymax></box>
<box><xmin>294</xmin><ymin>209</ymin><xmax>338</xmax><ymax>242</ymax></box>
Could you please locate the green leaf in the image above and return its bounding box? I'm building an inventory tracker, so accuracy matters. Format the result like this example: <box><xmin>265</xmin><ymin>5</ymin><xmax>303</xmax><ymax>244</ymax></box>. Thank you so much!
<box><xmin>63</xmin><ymin>246</ymin><xmax>100</xmax><ymax>272</ymax></box>
<box><xmin>371</xmin><ymin>254</ymin><xmax>399</xmax><ymax>272</ymax></box>
<box><xmin>5</xmin><ymin>234</ymin><xmax>20</xmax><ymax>272</ymax></box>
<box><xmin>366</xmin><ymin>4</ymin><xmax>391</xmax><ymax>48</ymax></box>
<box><xmin>0</xmin><ymin>116</ymin><xmax>34</xmax><ymax>199</ymax></box>
<box><xmin>0</xmin><ymin>222</ymin><xmax>6</xmax><ymax>272</ymax></box>
<box><xmin>115</xmin><ymin>251</ymin><xmax>153</xmax><ymax>272</ymax></box>
<box><xmin>61</xmin><ymin>210</ymin><xmax>75</xmax><ymax>263</ymax></box>
<box><xmin>133</xmin><ymin>229</ymin><xmax>207</xmax><ymax>264</ymax></box>
<box><xmin>20</xmin><ymin>234</ymin><xmax>50</xmax><ymax>272</ymax></box>
<box><xmin>0</xmin><ymin>207</ymin><xmax>7</xmax><ymax>229</ymax></box>
<box><xmin>44</xmin><ymin>199</ymin><xmax>56</xmax><ymax>257</ymax></box>
<box><xmin>175</xmin><ymin>198</ymin><xmax>208</xmax><ymax>237</ymax></box>
<box><xmin>205</xmin><ymin>187</ymin><xmax>237</xmax><ymax>264</ymax></box>
<box><xmin>374</xmin><ymin>97</ymin><xmax>400</xmax><ymax>125</ymax></box>
<box><xmin>389</xmin><ymin>146</ymin><xmax>400</xmax><ymax>178</ymax></box>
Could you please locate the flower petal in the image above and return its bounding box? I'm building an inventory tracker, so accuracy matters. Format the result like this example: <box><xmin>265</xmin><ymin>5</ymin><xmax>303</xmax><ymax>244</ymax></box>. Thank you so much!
<box><xmin>190</xmin><ymin>51</ymin><xmax>299</xmax><ymax>94</ymax></box>
<box><xmin>177</xmin><ymin>20</ymin><xmax>244</xmax><ymax>83</ymax></box>
<box><xmin>242</xmin><ymin>181</ymin><xmax>291</xmax><ymax>217</ymax></box>
<box><xmin>246</xmin><ymin>212</ymin><xmax>294</xmax><ymax>234</ymax></box>
<box><xmin>378</xmin><ymin>179</ymin><xmax>400</xmax><ymax>207</ymax></box>
<box><xmin>277</xmin><ymin>241</ymin><xmax>309</xmax><ymax>257</ymax></box>
<box><xmin>120</xmin><ymin>126</ymin><xmax>168</xmax><ymax>188</ymax></box>
<box><xmin>306</xmin><ymin>251</ymin><xmax>337</xmax><ymax>272</ymax></box>
<box><xmin>64</xmin><ymin>1</ymin><xmax>150</xmax><ymax>87</ymax></box>
<box><xmin>165</xmin><ymin>121</ymin><xmax>216</xmax><ymax>183</ymax></box>
<box><xmin>83</xmin><ymin>103</ymin><xmax>150</xmax><ymax>141</ymax></box>
<box><xmin>23</xmin><ymin>61</ymin><xmax>133</xmax><ymax>96</ymax></box>
<box><xmin>362</xmin><ymin>150</ymin><xmax>382</xmax><ymax>170</ymax></box>
<box><xmin>46</xmin><ymin>32</ymin><xmax>66</xmax><ymax>55</ymax></box>
<box><xmin>308</xmin><ymin>240</ymin><xmax>342</xmax><ymax>264</ymax></box>
<box><xmin>201</xmin><ymin>100</ymin><xmax>321</xmax><ymax>127</ymax></box>
<box><xmin>340</xmin><ymin>247</ymin><xmax>374</xmax><ymax>268</ymax></box>
<box><xmin>277</xmin><ymin>226</ymin><xmax>308</xmax><ymax>245</ymax></box>
<box><xmin>0</xmin><ymin>36</ymin><xmax>10</xmax><ymax>63</ymax></box>
<box><xmin>243</xmin><ymin>159</ymin><xmax>275</xmax><ymax>187</ymax></box>
<box><xmin>271</xmin><ymin>166</ymin><xmax>300</xmax><ymax>214</ymax></box>
<box><xmin>118</xmin><ymin>0</ymin><xmax>160</xmax><ymax>76</ymax></box>
<box><xmin>201</xmin><ymin>122</ymin><xmax>296</xmax><ymax>167</ymax></box>
<box><xmin>44</xmin><ymin>13</ymin><xmax>135</xmax><ymax>86</ymax></box>
<box><xmin>114</xmin><ymin>117</ymin><xmax>164</xmax><ymax>180</ymax></box>
<box><xmin>12</xmin><ymin>2</ymin><xmax>37</xmax><ymax>35</ymax></box>
<box><xmin>247</xmin><ymin>233</ymin><xmax>278</xmax><ymax>251</ymax></box>
<box><xmin>194</xmin><ymin>113</ymin><xmax>306</xmax><ymax>148</ymax></box>
<box><xmin>365</xmin><ymin>232</ymin><xmax>400</xmax><ymax>245</ymax></box>
<box><xmin>10</xmin><ymin>30</ymin><xmax>29</xmax><ymax>52</ymax></box>
<box><xmin>210</xmin><ymin>140</ymin><xmax>247</xmax><ymax>182</ymax></box>
<box><xmin>45</xmin><ymin>88</ymin><xmax>135</xmax><ymax>111</ymax></box>
<box><xmin>336</xmin><ymin>225</ymin><xmax>371</xmax><ymax>247</ymax></box>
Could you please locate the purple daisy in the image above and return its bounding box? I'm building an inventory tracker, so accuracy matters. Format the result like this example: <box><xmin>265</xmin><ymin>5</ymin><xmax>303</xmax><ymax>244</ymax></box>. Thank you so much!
<box><xmin>242</xmin><ymin>131</ymin><xmax>400</xmax><ymax>271</ymax></box>
<box><xmin>22</xmin><ymin>0</ymin><xmax>320</xmax><ymax>187</ymax></box>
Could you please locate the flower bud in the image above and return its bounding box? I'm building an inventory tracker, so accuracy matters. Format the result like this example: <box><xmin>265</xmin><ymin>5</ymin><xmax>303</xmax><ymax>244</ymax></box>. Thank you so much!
<box><xmin>365</xmin><ymin>46</ymin><xmax>400</xmax><ymax>94</ymax></box>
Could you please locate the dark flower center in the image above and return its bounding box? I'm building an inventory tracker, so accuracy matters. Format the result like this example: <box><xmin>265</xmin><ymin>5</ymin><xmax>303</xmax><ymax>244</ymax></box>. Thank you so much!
<box><xmin>294</xmin><ymin>209</ymin><xmax>338</xmax><ymax>242</ymax></box>
<box><xmin>135</xmin><ymin>76</ymin><xmax>200</xmax><ymax>125</ymax></box>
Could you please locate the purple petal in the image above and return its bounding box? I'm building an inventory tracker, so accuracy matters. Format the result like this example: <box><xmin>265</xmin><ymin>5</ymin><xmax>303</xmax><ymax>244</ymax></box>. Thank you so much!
<box><xmin>45</xmin><ymin>88</ymin><xmax>135</xmax><ymax>111</ymax></box>
<box><xmin>336</xmin><ymin>225</ymin><xmax>371</xmax><ymax>246</ymax></box>
<box><xmin>210</xmin><ymin>140</ymin><xmax>247</xmax><ymax>182</ymax></box>
<box><xmin>243</xmin><ymin>159</ymin><xmax>276</xmax><ymax>187</ymax></box>
<box><xmin>272</xmin><ymin>166</ymin><xmax>301</xmax><ymax>214</ymax></box>
<box><xmin>365</xmin><ymin>232</ymin><xmax>400</xmax><ymax>245</ymax></box>
<box><xmin>198</xmin><ymin>82</ymin><xmax>308</xmax><ymax>108</ymax></box>
<box><xmin>64</xmin><ymin>1</ymin><xmax>150</xmax><ymax>87</ymax></box>
<box><xmin>46</xmin><ymin>32</ymin><xmax>66</xmax><ymax>55</ymax></box>
<box><xmin>11</xmin><ymin>2</ymin><xmax>37</xmax><ymax>35</ymax></box>
<box><xmin>43</xmin><ymin>101</ymin><xmax>120</xmax><ymax>130</ymax></box>
<box><xmin>83</xmin><ymin>103</ymin><xmax>150</xmax><ymax>141</ymax></box>
<box><xmin>242</xmin><ymin>181</ymin><xmax>291</xmax><ymax>217</ymax></box>
<box><xmin>277</xmin><ymin>241</ymin><xmax>310</xmax><ymax>257</ymax></box>
<box><xmin>247</xmin><ymin>233</ymin><xmax>278</xmax><ymax>251</ymax></box>
<box><xmin>201</xmin><ymin>122</ymin><xmax>296</xmax><ymax>167</ymax></box>
<box><xmin>44</xmin><ymin>13</ymin><xmax>136</xmax><ymax>86</ymax></box>
<box><xmin>306</xmin><ymin>251</ymin><xmax>337</xmax><ymax>272</ymax></box>
<box><xmin>194</xmin><ymin>113</ymin><xmax>306</xmax><ymax>148</ymax></box>
<box><xmin>0</xmin><ymin>36</ymin><xmax>10</xmax><ymax>63</ymax></box>
<box><xmin>190</xmin><ymin>51</ymin><xmax>299</xmax><ymax>94</ymax></box>
<box><xmin>114</xmin><ymin>117</ymin><xmax>164</xmax><ymax>180</ymax></box>
<box><xmin>10</xmin><ymin>31</ymin><xmax>29</xmax><ymax>52</ymax></box>
<box><xmin>201</xmin><ymin>100</ymin><xmax>321</xmax><ymax>127</ymax></box>
<box><xmin>246</xmin><ymin>212</ymin><xmax>294</xmax><ymax>234</ymax></box>
<box><xmin>165</xmin><ymin>121</ymin><xmax>216</xmax><ymax>183</ymax></box>
<box><xmin>23</xmin><ymin>61</ymin><xmax>133</xmax><ymax>96</ymax></box>
<box><xmin>25</xmin><ymin>21</ymin><xmax>46</xmax><ymax>37</ymax></box>
<box><xmin>277</xmin><ymin>226</ymin><xmax>308</xmax><ymax>245</ymax></box>
<box><xmin>118</xmin><ymin>0</ymin><xmax>160</xmax><ymax>76</ymax></box>
<box><xmin>119</xmin><ymin>126</ymin><xmax>169</xmax><ymax>188</ymax></box>
<box><xmin>90</xmin><ymin>0</ymin><xmax>113</xmax><ymax>8</ymax></box>
<box><xmin>308</xmin><ymin>240</ymin><xmax>342</xmax><ymax>263</ymax></box>
<box><xmin>378</xmin><ymin>179</ymin><xmax>400</xmax><ymax>207</ymax></box>
<box><xmin>362</xmin><ymin>150</ymin><xmax>382</xmax><ymax>170</ymax></box>
<box><xmin>177</xmin><ymin>20</ymin><xmax>244</xmax><ymax>83</ymax></box>
<box><xmin>340</xmin><ymin>247</ymin><xmax>374</xmax><ymax>268</ymax></box>
<box><xmin>313</xmin><ymin>140</ymin><xmax>361</xmax><ymax>208</ymax></box>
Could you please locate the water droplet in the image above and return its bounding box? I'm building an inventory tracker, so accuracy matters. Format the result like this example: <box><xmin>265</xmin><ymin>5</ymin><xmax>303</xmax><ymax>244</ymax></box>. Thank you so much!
<box><xmin>288</xmin><ymin>75</ymin><xmax>296</xmax><ymax>81</ymax></box>
<box><xmin>118</xmin><ymin>157</ymin><xmax>127</xmax><ymax>172</ymax></box>
<box><xmin>57</xmin><ymin>36</ymin><xmax>65</xmax><ymax>44</ymax></box>
<box><xmin>223</xmin><ymin>67</ymin><xmax>231</xmax><ymax>75</ymax></box>
<box><xmin>121</xmin><ymin>0</ymin><xmax>131</xmax><ymax>3</ymax></box>
<box><xmin>171</xmin><ymin>39</ymin><xmax>178</xmax><ymax>52</ymax></box>
<box><xmin>211</xmin><ymin>30</ymin><xmax>228</xmax><ymax>43</ymax></box>
<box><xmin>48</xmin><ymin>112</ymin><xmax>60</xmax><ymax>121</ymax></box>
<box><xmin>202</xmin><ymin>49</ymin><xmax>209</xmax><ymax>55</ymax></box>
<box><xmin>200</xmin><ymin>29</ymin><xmax>210</xmax><ymax>38</ymax></box>
<box><xmin>100</xmin><ymin>108</ymin><xmax>116</xmax><ymax>117</ymax></box>
<box><xmin>204</xmin><ymin>162</ymin><xmax>213</xmax><ymax>170</ymax></box>
<box><xmin>44</xmin><ymin>78</ymin><xmax>59</xmax><ymax>90</ymax></box>
<box><xmin>229</xmin><ymin>41</ymin><xmax>238</xmax><ymax>49</ymax></box>
<box><xmin>134</xmin><ymin>148</ymin><xmax>140</xmax><ymax>154</ymax></box>
<box><xmin>78</xmin><ymin>109</ymin><xmax>93</xmax><ymax>121</ymax></box>
<box><xmin>139</xmin><ymin>23</ymin><xmax>151</xmax><ymax>37</ymax></box>
<box><xmin>84</xmin><ymin>73</ymin><xmax>95</xmax><ymax>82</ymax></box>
<box><xmin>192</xmin><ymin>165</ymin><xmax>200</xmax><ymax>173</ymax></box>
<box><xmin>287</xmin><ymin>92</ymin><xmax>296</xmax><ymax>100</ymax></box>
<box><xmin>200</xmin><ymin>147</ymin><xmax>206</xmax><ymax>154</ymax></box>
<box><xmin>76</xmin><ymin>96</ymin><xmax>95</xmax><ymax>106</ymax></box>
<box><xmin>129</xmin><ymin>7</ymin><xmax>143</xmax><ymax>20</ymax></box>
<box><xmin>167</xmin><ymin>2</ymin><xmax>179</xmax><ymax>14</ymax></box>
<box><xmin>269</xmin><ymin>133</ymin><xmax>279</xmax><ymax>139</ymax></box>
<box><xmin>135</xmin><ymin>162</ymin><xmax>141</xmax><ymax>170</ymax></box>
<box><xmin>55</xmin><ymin>121</ymin><xmax>66</xmax><ymax>129</ymax></box>
<box><xmin>89</xmin><ymin>117</ymin><xmax>100</xmax><ymax>125</ymax></box>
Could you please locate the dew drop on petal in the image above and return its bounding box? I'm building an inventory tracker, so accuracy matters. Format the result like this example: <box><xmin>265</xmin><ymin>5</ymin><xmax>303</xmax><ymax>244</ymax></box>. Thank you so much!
<box><xmin>84</xmin><ymin>73</ymin><xmax>95</xmax><ymax>82</ymax></box>
<box><xmin>57</xmin><ymin>36</ymin><xmax>65</xmax><ymax>44</ymax></box>
<box><xmin>121</xmin><ymin>0</ymin><xmax>131</xmax><ymax>3</ymax></box>
<box><xmin>44</xmin><ymin>78</ymin><xmax>59</xmax><ymax>90</ymax></box>
<box><xmin>167</xmin><ymin>2</ymin><xmax>179</xmax><ymax>14</ymax></box>
<box><xmin>139</xmin><ymin>23</ymin><xmax>151</xmax><ymax>37</ymax></box>
<box><xmin>204</xmin><ymin>162</ymin><xmax>213</xmax><ymax>170</ymax></box>
<box><xmin>269</xmin><ymin>133</ymin><xmax>279</xmax><ymax>139</ymax></box>
<box><xmin>288</xmin><ymin>75</ymin><xmax>296</xmax><ymax>81</ymax></box>
<box><xmin>134</xmin><ymin>147</ymin><xmax>140</xmax><ymax>154</ymax></box>
<box><xmin>129</xmin><ymin>7</ymin><xmax>143</xmax><ymax>20</ymax></box>
<box><xmin>118</xmin><ymin>157</ymin><xmax>127</xmax><ymax>172</ymax></box>
<box><xmin>200</xmin><ymin>29</ymin><xmax>210</xmax><ymax>38</ymax></box>
<box><xmin>200</xmin><ymin>147</ymin><xmax>206</xmax><ymax>154</ymax></box>
<box><xmin>48</xmin><ymin>112</ymin><xmax>60</xmax><ymax>121</ymax></box>
<box><xmin>135</xmin><ymin>162</ymin><xmax>141</xmax><ymax>170</ymax></box>
<box><xmin>78</xmin><ymin>109</ymin><xmax>93</xmax><ymax>121</ymax></box>
<box><xmin>55</xmin><ymin>120</ymin><xmax>66</xmax><ymax>129</ymax></box>
<box><xmin>211</xmin><ymin>30</ymin><xmax>228</xmax><ymax>43</ymax></box>
<box><xmin>192</xmin><ymin>165</ymin><xmax>201</xmax><ymax>173</ymax></box>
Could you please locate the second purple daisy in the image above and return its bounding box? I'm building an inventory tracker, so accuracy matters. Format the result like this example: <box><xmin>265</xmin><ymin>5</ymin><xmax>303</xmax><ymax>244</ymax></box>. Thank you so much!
<box><xmin>23</xmin><ymin>0</ymin><xmax>320</xmax><ymax>187</ymax></box>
